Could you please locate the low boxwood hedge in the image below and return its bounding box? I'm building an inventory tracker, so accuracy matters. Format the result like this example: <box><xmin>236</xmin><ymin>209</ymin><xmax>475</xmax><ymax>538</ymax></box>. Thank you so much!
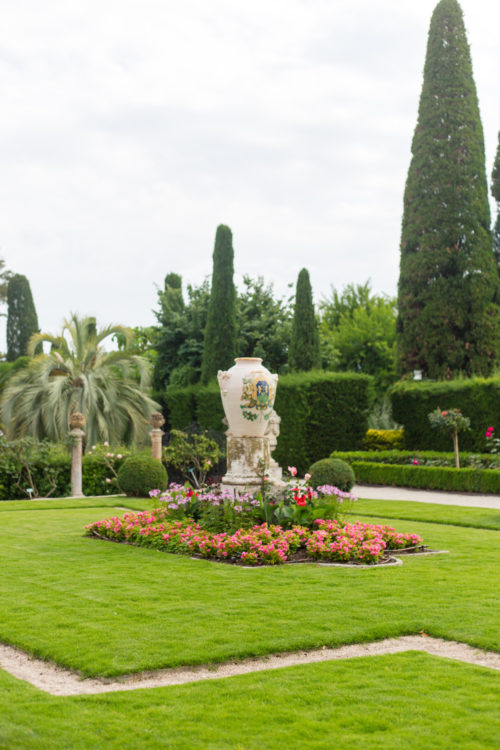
<box><xmin>331</xmin><ymin>449</ymin><xmax>500</xmax><ymax>468</ymax></box>
<box><xmin>350</xmin><ymin>461</ymin><xmax>500</xmax><ymax>494</ymax></box>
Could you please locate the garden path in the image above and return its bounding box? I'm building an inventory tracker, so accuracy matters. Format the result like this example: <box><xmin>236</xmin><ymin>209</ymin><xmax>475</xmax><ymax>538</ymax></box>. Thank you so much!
<box><xmin>354</xmin><ymin>485</ymin><xmax>500</xmax><ymax>510</ymax></box>
<box><xmin>0</xmin><ymin>636</ymin><xmax>499</xmax><ymax>697</ymax></box>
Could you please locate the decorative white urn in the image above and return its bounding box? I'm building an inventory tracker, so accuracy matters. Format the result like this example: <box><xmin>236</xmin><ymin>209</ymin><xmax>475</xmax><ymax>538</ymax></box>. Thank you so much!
<box><xmin>218</xmin><ymin>358</ymin><xmax>278</xmax><ymax>437</ymax></box>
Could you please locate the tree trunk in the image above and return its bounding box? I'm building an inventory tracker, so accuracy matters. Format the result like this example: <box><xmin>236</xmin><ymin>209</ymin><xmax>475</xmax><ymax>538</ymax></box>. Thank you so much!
<box><xmin>453</xmin><ymin>430</ymin><xmax>460</xmax><ymax>469</ymax></box>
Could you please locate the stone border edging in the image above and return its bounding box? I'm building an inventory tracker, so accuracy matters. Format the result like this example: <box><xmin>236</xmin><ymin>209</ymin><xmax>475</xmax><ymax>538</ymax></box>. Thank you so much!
<box><xmin>0</xmin><ymin>635</ymin><xmax>498</xmax><ymax>697</ymax></box>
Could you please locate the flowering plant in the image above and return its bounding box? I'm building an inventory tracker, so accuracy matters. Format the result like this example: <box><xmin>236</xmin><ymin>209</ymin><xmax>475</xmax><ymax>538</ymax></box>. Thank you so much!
<box><xmin>428</xmin><ymin>407</ymin><xmax>470</xmax><ymax>468</ymax></box>
<box><xmin>85</xmin><ymin>511</ymin><xmax>423</xmax><ymax>567</ymax></box>
<box><xmin>485</xmin><ymin>426</ymin><xmax>500</xmax><ymax>454</ymax></box>
<box><xmin>255</xmin><ymin>467</ymin><xmax>357</xmax><ymax>528</ymax></box>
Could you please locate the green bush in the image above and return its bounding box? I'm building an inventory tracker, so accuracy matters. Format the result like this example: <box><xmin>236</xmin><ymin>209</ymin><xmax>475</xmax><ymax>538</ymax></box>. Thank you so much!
<box><xmin>362</xmin><ymin>429</ymin><xmax>404</xmax><ymax>451</ymax></box>
<box><xmin>308</xmin><ymin>458</ymin><xmax>355</xmax><ymax>492</ymax></box>
<box><xmin>349</xmin><ymin>461</ymin><xmax>500</xmax><ymax>494</ymax></box>
<box><xmin>117</xmin><ymin>454</ymin><xmax>168</xmax><ymax>497</ymax></box>
<box><xmin>390</xmin><ymin>377</ymin><xmax>500</xmax><ymax>450</ymax></box>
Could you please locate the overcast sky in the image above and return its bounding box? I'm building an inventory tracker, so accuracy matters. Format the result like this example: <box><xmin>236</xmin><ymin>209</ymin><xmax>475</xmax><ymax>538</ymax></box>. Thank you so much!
<box><xmin>0</xmin><ymin>0</ymin><xmax>499</xmax><ymax>347</ymax></box>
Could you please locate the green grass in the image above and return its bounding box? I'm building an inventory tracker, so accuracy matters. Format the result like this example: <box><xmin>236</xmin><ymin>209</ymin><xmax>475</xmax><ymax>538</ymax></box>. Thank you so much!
<box><xmin>0</xmin><ymin>497</ymin><xmax>499</xmax><ymax>748</ymax></box>
<box><xmin>0</xmin><ymin>496</ymin><xmax>150</xmax><ymax>513</ymax></box>
<box><xmin>0</xmin><ymin>653</ymin><xmax>499</xmax><ymax>749</ymax></box>
<box><xmin>351</xmin><ymin>497</ymin><xmax>500</xmax><ymax>530</ymax></box>
<box><xmin>0</xmin><ymin>504</ymin><xmax>499</xmax><ymax>676</ymax></box>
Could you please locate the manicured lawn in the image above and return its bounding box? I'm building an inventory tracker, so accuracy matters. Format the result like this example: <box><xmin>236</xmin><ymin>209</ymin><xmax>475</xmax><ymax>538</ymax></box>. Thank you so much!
<box><xmin>0</xmin><ymin>653</ymin><xmax>499</xmax><ymax>749</ymax></box>
<box><xmin>0</xmin><ymin>496</ymin><xmax>499</xmax><ymax>748</ymax></box>
<box><xmin>350</xmin><ymin>497</ymin><xmax>500</xmax><ymax>530</ymax></box>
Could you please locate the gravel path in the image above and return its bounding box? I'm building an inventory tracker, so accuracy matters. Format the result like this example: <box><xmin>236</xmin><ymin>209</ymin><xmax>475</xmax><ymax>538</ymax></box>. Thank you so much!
<box><xmin>1</xmin><ymin>636</ymin><xmax>498</xmax><ymax>696</ymax></box>
<box><xmin>354</xmin><ymin>485</ymin><xmax>500</xmax><ymax>509</ymax></box>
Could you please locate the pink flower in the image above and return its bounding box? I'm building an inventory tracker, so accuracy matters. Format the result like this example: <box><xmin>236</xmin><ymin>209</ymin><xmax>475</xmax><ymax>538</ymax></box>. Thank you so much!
<box><xmin>304</xmin><ymin>473</ymin><xmax>311</xmax><ymax>481</ymax></box>
<box><xmin>412</xmin><ymin>459</ymin><xmax>419</xmax><ymax>465</ymax></box>
<box><xmin>117</xmin><ymin>454</ymin><xmax>122</xmax><ymax>459</ymax></box>
<box><xmin>103</xmin><ymin>441</ymin><xmax>109</xmax><ymax>446</ymax></box>
<box><xmin>288</xmin><ymin>466</ymin><xmax>297</xmax><ymax>477</ymax></box>
<box><xmin>105</xmin><ymin>478</ymin><xmax>111</xmax><ymax>484</ymax></box>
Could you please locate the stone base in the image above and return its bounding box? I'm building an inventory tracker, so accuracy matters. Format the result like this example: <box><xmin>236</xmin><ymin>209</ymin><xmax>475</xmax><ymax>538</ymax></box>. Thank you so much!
<box><xmin>222</xmin><ymin>435</ymin><xmax>269</xmax><ymax>487</ymax></box>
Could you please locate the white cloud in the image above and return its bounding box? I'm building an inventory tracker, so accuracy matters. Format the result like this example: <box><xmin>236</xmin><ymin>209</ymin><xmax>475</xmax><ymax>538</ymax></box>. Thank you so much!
<box><xmin>0</xmin><ymin>0</ymin><xmax>498</xmax><ymax>348</ymax></box>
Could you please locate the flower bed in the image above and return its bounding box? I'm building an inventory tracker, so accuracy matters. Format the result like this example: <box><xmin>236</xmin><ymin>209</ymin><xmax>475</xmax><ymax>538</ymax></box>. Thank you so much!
<box><xmin>85</xmin><ymin>509</ymin><xmax>423</xmax><ymax>567</ymax></box>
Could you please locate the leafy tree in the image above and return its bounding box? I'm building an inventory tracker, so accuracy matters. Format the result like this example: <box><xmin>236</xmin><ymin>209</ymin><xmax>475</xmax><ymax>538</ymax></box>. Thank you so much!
<box><xmin>1</xmin><ymin>314</ymin><xmax>159</xmax><ymax>445</ymax></box>
<box><xmin>0</xmin><ymin>258</ymin><xmax>12</xmax><ymax>309</ymax></box>
<box><xmin>6</xmin><ymin>274</ymin><xmax>39</xmax><ymax>361</ymax></box>
<box><xmin>289</xmin><ymin>268</ymin><xmax>320</xmax><ymax>371</ymax></box>
<box><xmin>152</xmin><ymin>275</ymin><xmax>210</xmax><ymax>389</ymax></box>
<box><xmin>320</xmin><ymin>282</ymin><xmax>397</xmax><ymax>393</ymax></box>
<box><xmin>397</xmin><ymin>0</ymin><xmax>499</xmax><ymax>379</ymax></box>
<box><xmin>237</xmin><ymin>276</ymin><xmax>293</xmax><ymax>373</ymax></box>
<box><xmin>201</xmin><ymin>225</ymin><xmax>237</xmax><ymax>383</ymax></box>
<box><xmin>492</xmin><ymin>131</ymin><xmax>500</xmax><ymax>269</ymax></box>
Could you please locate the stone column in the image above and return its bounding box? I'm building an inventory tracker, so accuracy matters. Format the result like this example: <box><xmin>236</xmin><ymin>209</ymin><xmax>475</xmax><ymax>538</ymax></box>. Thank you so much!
<box><xmin>149</xmin><ymin>412</ymin><xmax>165</xmax><ymax>461</ymax></box>
<box><xmin>69</xmin><ymin>412</ymin><xmax>85</xmax><ymax>498</ymax></box>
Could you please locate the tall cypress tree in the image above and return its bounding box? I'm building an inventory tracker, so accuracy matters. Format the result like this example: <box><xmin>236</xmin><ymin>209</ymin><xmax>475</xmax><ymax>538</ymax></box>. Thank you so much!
<box><xmin>6</xmin><ymin>274</ymin><xmax>39</xmax><ymax>361</ymax></box>
<box><xmin>289</xmin><ymin>268</ymin><xmax>320</xmax><ymax>371</ymax></box>
<box><xmin>397</xmin><ymin>0</ymin><xmax>499</xmax><ymax>378</ymax></box>
<box><xmin>200</xmin><ymin>225</ymin><xmax>237</xmax><ymax>383</ymax></box>
<box><xmin>492</xmin><ymin>131</ymin><xmax>500</xmax><ymax>269</ymax></box>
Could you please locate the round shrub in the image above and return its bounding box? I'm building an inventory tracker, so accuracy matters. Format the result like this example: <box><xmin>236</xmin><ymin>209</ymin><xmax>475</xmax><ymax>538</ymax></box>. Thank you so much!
<box><xmin>308</xmin><ymin>458</ymin><xmax>355</xmax><ymax>492</ymax></box>
<box><xmin>117</xmin><ymin>454</ymin><xmax>168</xmax><ymax>497</ymax></box>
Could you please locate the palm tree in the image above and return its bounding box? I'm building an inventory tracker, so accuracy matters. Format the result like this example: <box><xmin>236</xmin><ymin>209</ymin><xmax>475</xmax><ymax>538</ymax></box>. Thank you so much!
<box><xmin>0</xmin><ymin>314</ymin><xmax>160</xmax><ymax>445</ymax></box>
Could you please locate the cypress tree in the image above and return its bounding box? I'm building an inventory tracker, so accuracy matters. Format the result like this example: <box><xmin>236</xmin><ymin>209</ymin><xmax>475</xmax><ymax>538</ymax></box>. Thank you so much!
<box><xmin>492</xmin><ymin>131</ymin><xmax>500</xmax><ymax>269</ymax></box>
<box><xmin>397</xmin><ymin>0</ymin><xmax>499</xmax><ymax>378</ymax></box>
<box><xmin>200</xmin><ymin>225</ymin><xmax>237</xmax><ymax>383</ymax></box>
<box><xmin>6</xmin><ymin>274</ymin><xmax>39</xmax><ymax>361</ymax></box>
<box><xmin>289</xmin><ymin>268</ymin><xmax>320</xmax><ymax>371</ymax></box>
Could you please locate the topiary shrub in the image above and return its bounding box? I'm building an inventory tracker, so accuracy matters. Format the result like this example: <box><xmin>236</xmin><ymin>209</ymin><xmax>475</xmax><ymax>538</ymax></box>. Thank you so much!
<box><xmin>117</xmin><ymin>454</ymin><xmax>168</xmax><ymax>497</ymax></box>
<box><xmin>362</xmin><ymin>429</ymin><xmax>404</xmax><ymax>451</ymax></box>
<box><xmin>308</xmin><ymin>458</ymin><xmax>355</xmax><ymax>492</ymax></box>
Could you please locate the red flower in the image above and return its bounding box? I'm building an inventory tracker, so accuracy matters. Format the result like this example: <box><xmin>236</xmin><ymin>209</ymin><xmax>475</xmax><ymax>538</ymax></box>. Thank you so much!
<box><xmin>296</xmin><ymin>496</ymin><xmax>307</xmax><ymax>507</ymax></box>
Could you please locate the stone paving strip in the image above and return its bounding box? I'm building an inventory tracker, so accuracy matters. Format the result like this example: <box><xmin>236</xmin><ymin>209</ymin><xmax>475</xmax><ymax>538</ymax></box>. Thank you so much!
<box><xmin>0</xmin><ymin>636</ymin><xmax>499</xmax><ymax>696</ymax></box>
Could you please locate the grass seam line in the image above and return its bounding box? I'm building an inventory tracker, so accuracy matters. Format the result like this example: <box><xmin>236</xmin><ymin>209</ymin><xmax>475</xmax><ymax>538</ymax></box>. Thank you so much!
<box><xmin>1</xmin><ymin>636</ymin><xmax>499</xmax><ymax>697</ymax></box>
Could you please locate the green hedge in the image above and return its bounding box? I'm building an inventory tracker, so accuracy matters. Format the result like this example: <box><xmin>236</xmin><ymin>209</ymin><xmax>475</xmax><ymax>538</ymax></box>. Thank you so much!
<box><xmin>330</xmin><ymin>449</ymin><xmax>500</xmax><ymax>468</ymax></box>
<box><xmin>165</xmin><ymin>371</ymin><xmax>374</xmax><ymax>475</ymax></box>
<box><xmin>390</xmin><ymin>377</ymin><xmax>500</xmax><ymax>451</ymax></box>
<box><xmin>350</xmin><ymin>461</ymin><xmax>500</xmax><ymax>494</ymax></box>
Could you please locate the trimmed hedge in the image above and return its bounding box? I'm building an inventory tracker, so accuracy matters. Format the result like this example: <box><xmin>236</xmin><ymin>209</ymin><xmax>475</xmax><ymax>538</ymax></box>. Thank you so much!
<box><xmin>117</xmin><ymin>454</ymin><xmax>168</xmax><ymax>497</ymax></box>
<box><xmin>165</xmin><ymin>371</ymin><xmax>374</xmax><ymax>475</ymax></box>
<box><xmin>351</xmin><ymin>461</ymin><xmax>500</xmax><ymax>494</ymax></box>
<box><xmin>330</xmin><ymin>449</ymin><xmax>500</xmax><ymax>468</ymax></box>
<box><xmin>362</xmin><ymin>429</ymin><xmax>404</xmax><ymax>451</ymax></box>
<box><xmin>390</xmin><ymin>377</ymin><xmax>500</xmax><ymax>451</ymax></box>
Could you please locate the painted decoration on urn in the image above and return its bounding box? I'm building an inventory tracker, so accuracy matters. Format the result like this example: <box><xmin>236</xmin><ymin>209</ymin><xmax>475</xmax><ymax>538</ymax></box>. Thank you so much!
<box><xmin>218</xmin><ymin>358</ymin><xmax>278</xmax><ymax>437</ymax></box>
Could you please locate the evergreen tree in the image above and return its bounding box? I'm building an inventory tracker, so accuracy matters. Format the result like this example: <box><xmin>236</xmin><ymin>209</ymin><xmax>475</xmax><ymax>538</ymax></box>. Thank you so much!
<box><xmin>397</xmin><ymin>0</ymin><xmax>499</xmax><ymax>378</ymax></box>
<box><xmin>200</xmin><ymin>225</ymin><xmax>237</xmax><ymax>383</ymax></box>
<box><xmin>152</xmin><ymin>274</ymin><xmax>211</xmax><ymax>390</ymax></box>
<box><xmin>237</xmin><ymin>276</ymin><xmax>293</xmax><ymax>373</ymax></box>
<box><xmin>289</xmin><ymin>268</ymin><xmax>320</xmax><ymax>371</ymax></box>
<box><xmin>0</xmin><ymin>258</ymin><xmax>12</xmax><ymax>308</ymax></box>
<box><xmin>6</xmin><ymin>274</ymin><xmax>39</xmax><ymax>361</ymax></box>
<box><xmin>492</xmin><ymin>131</ymin><xmax>500</xmax><ymax>269</ymax></box>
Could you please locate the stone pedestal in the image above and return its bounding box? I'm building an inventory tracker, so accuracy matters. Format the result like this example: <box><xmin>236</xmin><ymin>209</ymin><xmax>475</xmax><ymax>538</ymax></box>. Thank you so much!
<box><xmin>149</xmin><ymin>412</ymin><xmax>165</xmax><ymax>461</ymax></box>
<box><xmin>221</xmin><ymin>436</ymin><xmax>271</xmax><ymax>494</ymax></box>
<box><xmin>69</xmin><ymin>412</ymin><xmax>86</xmax><ymax>498</ymax></box>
